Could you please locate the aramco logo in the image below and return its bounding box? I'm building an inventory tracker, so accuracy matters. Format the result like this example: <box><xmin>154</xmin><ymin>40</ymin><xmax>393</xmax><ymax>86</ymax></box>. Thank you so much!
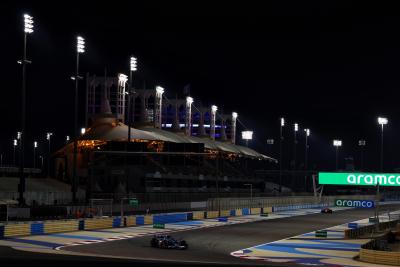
<box><xmin>318</xmin><ymin>172</ymin><xmax>400</xmax><ymax>186</ymax></box>
<box><xmin>335</xmin><ymin>199</ymin><xmax>374</xmax><ymax>208</ymax></box>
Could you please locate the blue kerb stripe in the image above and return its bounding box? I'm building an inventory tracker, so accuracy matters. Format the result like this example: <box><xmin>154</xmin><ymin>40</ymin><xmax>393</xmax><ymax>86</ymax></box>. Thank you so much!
<box><xmin>301</xmin><ymin>233</ymin><xmax>344</xmax><ymax>237</ymax></box>
<box><xmin>48</xmin><ymin>233</ymin><xmax>103</xmax><ymax>240</ymax></box>
<box><xmin>257</xmin><ymin>242</ymin><xmax>360</xmax><ymax>251</ymax></box>
<box><xmin>171</xmin><ymin>221</ymin><xmax>203</xmax><ymax>225</ymax></box>
<box><xmin>6</xmin><ymin>238</ymin><xmax>63</xmax><ymax>248</ymax></box>
<box><xmin>86</xmin><ymin>229</ymin><xmax>118</xmax><ymax>233</ymax></box>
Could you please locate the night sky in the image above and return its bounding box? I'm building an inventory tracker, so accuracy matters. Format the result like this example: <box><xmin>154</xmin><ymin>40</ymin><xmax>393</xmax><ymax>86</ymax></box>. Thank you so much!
<box><xmin>1</xmin><ymin>1</ymin><xmax>400</xmax><ymax>172</ymax></box>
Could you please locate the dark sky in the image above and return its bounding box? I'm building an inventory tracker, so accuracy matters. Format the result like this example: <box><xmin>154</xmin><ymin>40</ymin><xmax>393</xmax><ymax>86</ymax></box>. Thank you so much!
<box><xmin>1</xmin><ymin>1</ymin><xmax>400</xmax><ymax>172</ymax></box>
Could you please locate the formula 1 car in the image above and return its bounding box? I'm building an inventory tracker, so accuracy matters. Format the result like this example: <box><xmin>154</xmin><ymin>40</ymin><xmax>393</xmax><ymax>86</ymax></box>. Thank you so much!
<box><xmin>150</xmin><ymin>235</ymin><xmax>188</xmax><ymax>249</ymax></box>
<box><xmin>321</xmin><ymin>207</ymin><xmax>333</xmax><ymax>214</ymax></box>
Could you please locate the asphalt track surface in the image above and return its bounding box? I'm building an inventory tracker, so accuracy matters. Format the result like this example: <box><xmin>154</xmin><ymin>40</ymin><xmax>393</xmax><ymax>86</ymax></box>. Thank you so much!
<box><xmin>63</xmin><ymin>204</ymin><xmax>400</xmax><ymax>266</ymax></box>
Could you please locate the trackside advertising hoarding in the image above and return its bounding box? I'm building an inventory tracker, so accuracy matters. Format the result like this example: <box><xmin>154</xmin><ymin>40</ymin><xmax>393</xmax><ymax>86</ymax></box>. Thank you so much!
<box><xmin>335</xmin><ymin>199</ymin><xmax>375</xmax><ymax>208</ymax></box>
<box><xmin>318</xmin><ymin>172</ymin><xmax>400</xmax><ymax>186</ymax></box>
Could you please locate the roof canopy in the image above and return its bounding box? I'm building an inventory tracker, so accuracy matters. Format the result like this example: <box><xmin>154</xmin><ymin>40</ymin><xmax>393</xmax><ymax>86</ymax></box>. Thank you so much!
<box><xmin>79</xmin><ymin>118</ymin><xmax>276</xmax><ymax>162</ymax></box>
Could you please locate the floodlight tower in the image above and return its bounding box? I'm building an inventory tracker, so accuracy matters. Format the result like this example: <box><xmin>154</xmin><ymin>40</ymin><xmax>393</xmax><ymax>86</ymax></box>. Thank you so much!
<box><xmin>185</xmin><ymin>96</ymin><xmax>194</xmax><ymax>136</ymax></box>
<box><xmin>210</xmin><ymin>105</ymin><xmax>218</xmax><ymax>140</ymax></box>
<box><xmin>117</xmin><ymin>73</ymin><xmax>128</xmax><ymax>122</ymax></box>
<box><xmin>17</xmin><ymin>14</ymin><xmax>34</xmax><ymax>205</ymax></box>
<box><xmin>333</xmin><ymin>139</ymin><xmax>342</xmax><ymax>171</ymax></box>
<box><xmin>13</xmin><ymin>139</ymin><xmax>18</xmax><ymax>166</ymax></box>
<box><xmin>279</xmin><ymin>117</ymin><xmax>285</xmax><ymax>193</ymax></box>
<box><xmin>293</xmin><ymin>123</ymin><xmax>299</xmax><ymax>170</ymax></box>
<box><xmin>154</xmin><ymin>86</ymin><xmax>165</xmax><ymax>129</ymax></box>
<box><xmin>231</xmin><ymin>112</ymin><xmax>238</xmax><ymax>144</ymax></box>
<box><xmin>127</xmin><ymin>56</ymin><xmax>137</xmax><ymax>142</ymax></box>
<box><xmin>46</xmin><ymin>132</ymin><xmax>53</xmax><ymax>177</ymax></box>
<box><xmin>72</xmin><ymin>36</ymin><xmax>85</xmax><ymax>203</ymax></box>
<box><xmin>377</xmin><ymin>117</ymin><xmax>388</xmax><ymax>172</ymax></box>
<box><xmin>33</xmin><ymin>141</ymin><xmax>37</xmax><ymax>168</ymax></box>
<box><xmin>304</xmin><ymin>128</ymin><xmax>310</xmax><ymax>191</ymax></box>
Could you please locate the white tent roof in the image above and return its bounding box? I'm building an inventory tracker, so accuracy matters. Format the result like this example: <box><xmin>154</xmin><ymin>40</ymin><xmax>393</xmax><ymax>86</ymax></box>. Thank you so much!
<box><xmin>79</xmin><ymin>118</ymin><xmax>276</xmax><ymax>161</ymax></box>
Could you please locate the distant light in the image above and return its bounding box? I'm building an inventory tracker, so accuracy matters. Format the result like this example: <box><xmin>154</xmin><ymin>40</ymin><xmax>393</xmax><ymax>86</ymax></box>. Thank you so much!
<box><xmin>358</xmin><ymin>140</ymin><xmax>366</xmax><ymax>146</ymax></box>
<box><xmin>34</xmin><ymin>141</ymin><xmax>37</xmax><ymax>148</ymax></box>
<box><xmin>294</xmin><ymin>123</ymin><xmax>299</xmax><ymax>132</ymax></box>
<box><xmin>13</xmin><ymin>139</ymin><xmax>17</xmax><ymax>146</ymax></box>
<box><xmin>17</xmin><ymin>132</ymin><xmax>22</xmax><ymax>140</ymax></box>
<box><xmin>186</xmin><ymin>96</ymin><xmax>193</xmax><ymax>105</ymax></box>
<box><xmin>333</xmin><ymin>139</ymin><xmax>342</xmax><ymax>147</ymax></box>
<box><xmin>24</xmin><ymin>14</ymin><xmax>34</xmax><ymax>34</ymax></box>
<box><xmin>304</xmin><ymin>128</ymin><xmax>310</xmax><ymax>137</ymax></box>
<box><xmin>81</xmin><ymin>128</ymin><xmax>86</xmax><ymax>135</ymax></box>
<box><xmin>281</xmin><ymin>117</ymin><xmax>285</xmax><ymax>127</ymax></box>
<box><xmin>46</xmin><ymin>132</ymin><xmax>53</xmax><ymax>140</ymax></box>
<box><xmin>378</xmin><ymin>117</ymin><xmax>388</xmax><ymax>125</ymax></box>
<box><xmin>232</xmin><ymin>112</ymin><xmax>238</xmax><ymax>119</ymax></box>
<box><xmin>242</xmin><ymin>130</ymin><xmax>253</xmax><ymax>140</ymax></box>
<box><xmin>267</xmin><ymin>139</ymin><xmax>274</xmax><ymax>145</ymax></box>
<box><xmin>118</xmin><ymin>73</ymin><xmax>128</xmax><ymax>84</ymax></box>
<box><xmin>130</xmin><ymin>56</ymin><xmax>137</xmax><ymax>71</ymax></box>
<box><xmin>211</xmin><ymin>105</ymin><xmax>218</xmax><ymax>113</ymax></box>
<box><xmin>156</xmin><ymin>86</ymin><xmax>164</xmax><ymax>95</ymax></box>
<box><xmin>77</xmin><ymin>36</ymin><xmax>85</xmax><ymax>53</ymax></box>
<box><xmin>66</xmin><ymin>135</ymin><xmax>70</xmax><ymax>142</ymax></box>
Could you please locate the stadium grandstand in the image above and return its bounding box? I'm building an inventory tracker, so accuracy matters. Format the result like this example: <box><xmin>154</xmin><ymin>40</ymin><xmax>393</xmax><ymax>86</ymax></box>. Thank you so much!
<box><xmin>50</xmin><ymin>74</ymin><xmax>278</xmax><ymax>204</ymax></box>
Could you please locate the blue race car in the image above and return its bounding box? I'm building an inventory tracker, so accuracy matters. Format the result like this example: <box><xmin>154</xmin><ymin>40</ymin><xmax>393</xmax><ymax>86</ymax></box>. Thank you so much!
<box><xmin>150</xmin><ymin>235</ymin><xmax>188</xmax><ymax>249</ymax></box>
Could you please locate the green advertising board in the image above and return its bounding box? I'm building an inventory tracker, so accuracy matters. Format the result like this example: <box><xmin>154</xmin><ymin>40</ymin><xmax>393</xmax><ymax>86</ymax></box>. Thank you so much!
<box><xmin>319</xmin><ymin>172</ymin><xmax>400</xmax><ymax>186</ymax></box>
<box><xmin>128</xmin><ymin>198</ymin><xmax>139</xmax><ymax>206</ymax></box>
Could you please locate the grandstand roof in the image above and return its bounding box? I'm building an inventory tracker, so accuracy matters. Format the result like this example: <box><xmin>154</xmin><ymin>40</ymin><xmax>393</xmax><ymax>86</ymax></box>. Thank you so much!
<box><xmin>77</xmin><ymin>118</ymin><xmax>276</xmax><ymax>162</ymax></box>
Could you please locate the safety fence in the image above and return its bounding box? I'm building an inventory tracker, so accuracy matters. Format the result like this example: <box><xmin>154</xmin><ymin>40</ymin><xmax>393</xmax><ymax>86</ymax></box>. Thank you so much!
<box><xmin>359</xmin><ymin>229</ymin><xmax>400</xmax><ymax>265</ymax></box>
<box><xmin>344</xmin><ymin>219</ymin><xmax>400</xmax><ymax>239</ymax></box>
<box><xmin>272</xmin><ymin>203</ymin><xmax>328</xmax><ymax>212</ymax></box>
<box><xmin>207</xmin><ymin>194</ymin><xmax>375</xmax><ymax>210</ymax></box>
<box><xmin>0</xmin><ymin>202</ymin><xmax>328</xmax><ymax>239</ymax></box>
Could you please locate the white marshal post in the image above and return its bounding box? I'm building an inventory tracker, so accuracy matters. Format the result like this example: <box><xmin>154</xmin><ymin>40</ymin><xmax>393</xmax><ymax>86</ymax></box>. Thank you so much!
<box><xmin>185</xmin><ymin>96</ymin><xmax>194</xmax><ymax>136</ymax></box>
<box><xmin>154</xmin><ymin>86</ymin><xmax>164</xmax><ymax>129</ymax></box>
<box><xmin>210</xmin><ymin>105</ymin><xmax>218</xmax><ymax>140</ymax></box>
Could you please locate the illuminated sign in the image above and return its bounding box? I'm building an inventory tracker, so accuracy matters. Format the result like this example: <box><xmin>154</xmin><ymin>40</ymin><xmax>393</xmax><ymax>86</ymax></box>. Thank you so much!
<box><xmin>335</xmin><ymin>199</ymin><xmax>374</xmax><ymax>208</ymax></box>
<box><xmin>319</xmin><ymin>172</ymin><xmax>400</xmax><ymax>187</ymax></box>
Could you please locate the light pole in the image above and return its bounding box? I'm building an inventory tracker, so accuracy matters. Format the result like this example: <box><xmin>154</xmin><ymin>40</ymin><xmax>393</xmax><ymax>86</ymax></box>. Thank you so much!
<box><xmin>293</xmin><ymin>123</ymin><xmax>298</xmax><ymax>170</ymax></box>
<box><xmin>378</xmin><ymin>117</ymin><xmax>388</xmax><ymax>172</ymax></box>
<box><xmin>291</xmin><ymin>123</ymin><xmax>298</xmax><ymax>190</ymax></box>
<box><xmin>13</xmin><ymin>139</ymin><xmax>17</xmax><ymax>166</ymax></box>
<box><xmin>358</xmin><ymin>139</ymin><xmax>366</xmax><ymax>171</ymax></box>
<box><xmin>33</xmin><ymin>141</ymin><xmax>37</xmax><ymax>168</ymax></box>
<box><xmin>266</xmin><ymin>139</ymin><xmax>274</xmax><ymax>156</ymax></box>
<box><xmin>279</xmin><ymin>117</ymin><xmax>284</xmax><ymax>193</ymax></box>
<box><xmin>17</xmin><ymin>14</ymin><xmax>34</xmax><ymax>206</ymax></box>
<box><xmin>39</xmin><ymin>155</ymin><xmax>44</xmax><ymax>171</ymax></box>
<box><xmin>72</xmin><ymin>36</ymin><xmax>85</xmax><ymax>203</ymax></box>
<box><xmin>46</xmin><ymin>132</ymin><xmax>53</xmax><ymax>177</ymax></box>
<box><xmin>127</xmin><ymin>56</ymin><xmax>137</xmax><ymax>143</ymax></box>
<box><xmin>304</xmin><ymin>128</ymin><xmax>310</xmax><ymax>191</ymax></box>
<box><xmin>333</xmin><ymin>139</ymin><xmax>342</xmax><ymax>171</ymax></box>
<box><xmin>244</xmin><ymin>183</ymin><xmax>253</xmax><ymax>207</ymax></box>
